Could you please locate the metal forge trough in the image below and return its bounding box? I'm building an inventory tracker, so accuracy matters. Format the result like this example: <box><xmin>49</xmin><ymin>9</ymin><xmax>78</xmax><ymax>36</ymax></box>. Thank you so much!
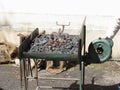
<box><xmin>18</xmin><ymin>17</ymin><xmax>113</xmax><ymax>90</ymax></box>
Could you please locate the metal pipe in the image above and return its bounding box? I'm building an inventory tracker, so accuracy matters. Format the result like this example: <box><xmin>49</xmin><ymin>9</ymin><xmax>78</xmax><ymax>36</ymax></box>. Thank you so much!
<box><xmin>36</xmin><ymin>86</ymin><xmax>78</xmax><ymax>89</ymax></box>
<box><xmin>34</xmin><ymin>59</ymin><xmax>39</xmax><ymax>87</ymax></box>
<box><xmin>39</xmin><ymin>77</ymin><xmax>80</xmax><ymax>81</ymax></box>
<box><xmin>23</xmin><ymin>52</ymin><xmax>79</xmax><ymax>61</ymax></box>
<box><xmin>20</xmin><ymin>59</ymin><xmax>23</xmax><ymax>88</ymax></box>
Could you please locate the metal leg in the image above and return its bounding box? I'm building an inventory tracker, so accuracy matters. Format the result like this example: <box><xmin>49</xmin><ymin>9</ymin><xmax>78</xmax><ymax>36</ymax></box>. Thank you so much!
<box><xmin>78</xmin><ymin>38</ymin><xmax>83</xmax><ymax>90</ymax></box>
<box><xmin>20</xmin><ymin>59</ymin><xmax>28</xmax><ymax>90</ymax></box>
<box><xmin>79</xmin><ymin>61</ymin><xmax>85</xmax><ymax>90</ymax></box>
<box><xmin>26</xmin><ymin>59</ymin><xmax>30</xmax><ymax>89</ymax></box>
<box><xmin>82</xmin><ymin>24</ymin><xmax>86</xmax><ymax>90</ymax></box>
<box><xmin>28</xmin><ymin>58</ymin><xmax>33</xmax><ymax>77</ymax></box>
<box><xmin>23</xmin><ymin>59</ymin><xmax>28</xmax><ymax>90</ymax></box>
<box><xmin>79</xmin><ymin>61</ymin><xmax>83</xmax><ymax>90</ymax></box>
<box><xmin>82</xmin><ymin>62</ymin><xmax>85</xmax><ymax>90</ymax></box>
<box><xmin>20</xmin><ymin>59</ymin><xmax>23</xmax><ymax>88</ymax></box>
<box><xmin>33</xmin><ymin>59</ymin><xmax>39</xmax><ymax>86</ymax></box>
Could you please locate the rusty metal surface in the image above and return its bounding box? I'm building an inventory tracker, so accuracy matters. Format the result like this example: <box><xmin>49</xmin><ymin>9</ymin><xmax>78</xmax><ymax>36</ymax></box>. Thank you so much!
<box><xmin>18</xmin><ymin>28</ymin><xmax>39</xmax><ymax>59</ymax></box>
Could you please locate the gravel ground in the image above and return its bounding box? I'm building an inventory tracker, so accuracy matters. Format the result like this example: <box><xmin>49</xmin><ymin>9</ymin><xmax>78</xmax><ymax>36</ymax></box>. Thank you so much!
<box><xmin>0</xmin><ymin>61</ymin><xmax>120</xmax><ymax>90</ymax></box>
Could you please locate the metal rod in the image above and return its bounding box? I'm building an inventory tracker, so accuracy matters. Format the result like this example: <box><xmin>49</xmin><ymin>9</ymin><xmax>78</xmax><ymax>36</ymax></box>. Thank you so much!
<box><xmin>79</xmin><ymin>17</ymin><xmax>86</xmax><ymax>90</ymax></box>
<box><xmin>26</xmin><ymin>59</ymin><xmax>29</xmax><ymax>88</ymax></box>
<box><xmin>82</xmin><ymin>25</ymin><xmax>86</xmax><ymax>90</ymax></box>
<box><xmin>23</xmin><ymin>52</ymin><xmax>78</xmax><ymax>61</ymax></box>
<box><xmin>82</xmin><ymin>62</ymin><xmax>85</xmax><ymax>90</ymax></box>
<box><xmin>33</xmin><ymin>59</ymin><xmax>39</xmax><ymax>87</ymax></box>
<box><xmin>36</xmin><ymin>86</ymin><xmax>78</xmax><ymax>89</ymax></box>
<box><xmin>56</xmin><ymin>21</ymin><xmax>70</xmax><ymax>33</ymax></box>
<box><xmin>28</xmin><ymin>59</ymin><xmax>33</xmax><ymax>77</ymax></box>
<box><xmin>26</xmin><ymin>76</ymin><xmax>80</xmax><ymax>81</ymax></box>
<box><xmin>37</xmin><ymin>86</ymin><xmax>70</xmax><ymax>89</ymax></box>
<box><xmin>78</xmin><ymin>39</ymin><xmax>82</xmax><ymax>90</ymax></box>
<box><xmin>20</xmin><ymin>59</ymin><xmax>23</xmax><ymax>88</ymax></box>
<box><xmin>80</xmin><ymin>62</ymin><xmax>84</xmax><ymax>90</ymax></box>
<box><xmin>23</xmin><ymin>59</ymin><xmax>28</xmax><ymax>90</ymax></box>
<box><xmin>39</xmin><ymin>77</ymin><xmax>80</xmax><ymax>81</ymax></box>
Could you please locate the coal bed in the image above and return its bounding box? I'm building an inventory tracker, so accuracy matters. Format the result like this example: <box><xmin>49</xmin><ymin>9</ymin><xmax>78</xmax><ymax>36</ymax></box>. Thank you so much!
<box><xmin>28</xmin><ymin>31</ymin><xmax>79</xmax><ymax>54</ymax></box>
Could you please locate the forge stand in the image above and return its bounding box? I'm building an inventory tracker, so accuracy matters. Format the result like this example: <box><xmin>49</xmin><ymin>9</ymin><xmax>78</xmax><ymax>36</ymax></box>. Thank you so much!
<box><xmin>18</xmin><ymin>19</ymin><xmax>86</xmax><ymax>90</ymax></box>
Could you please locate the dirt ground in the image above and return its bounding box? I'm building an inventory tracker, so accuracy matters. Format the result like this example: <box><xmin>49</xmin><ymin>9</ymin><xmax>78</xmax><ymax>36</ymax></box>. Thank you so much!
<box><xmin>0</xmin><ymin>60</ymin><xmax>120</xmax><ymax>90</ymax></box>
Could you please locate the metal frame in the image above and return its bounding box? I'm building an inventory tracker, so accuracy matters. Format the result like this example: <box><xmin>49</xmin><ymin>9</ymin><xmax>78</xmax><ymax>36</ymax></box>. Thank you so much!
<box><xmin>18</xmin><ymin>18</ymin><xmax>86</xmax><ymax>90</ymax></box>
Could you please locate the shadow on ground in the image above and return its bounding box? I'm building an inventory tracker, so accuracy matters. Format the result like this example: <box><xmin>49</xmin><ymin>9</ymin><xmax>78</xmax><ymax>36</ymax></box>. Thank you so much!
<box><xmin>44</xmin><ymin>81</ymin><xmax>118</xmax><ymax>90</ymax></box>
<box><xmin>0</xmin><ymin>88</ymin><xmax>4</xmax><ymax>90</ymax></box>
<box><xmin>68</xmin><ymin>82</ymin><xmax>118</xmax><ymax>90</ymax></box>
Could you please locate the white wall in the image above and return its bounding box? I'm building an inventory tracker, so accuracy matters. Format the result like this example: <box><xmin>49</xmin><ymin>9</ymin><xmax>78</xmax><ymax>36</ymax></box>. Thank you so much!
<box><xmin>0</xmin><ymin>0</ymin><xmax>120</xmax><ymax>16</ymax></box>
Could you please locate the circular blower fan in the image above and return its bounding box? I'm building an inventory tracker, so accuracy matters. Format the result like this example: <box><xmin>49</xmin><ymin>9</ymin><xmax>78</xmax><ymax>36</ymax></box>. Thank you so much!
<box><xmin>88</xmin><ymin>37</ymin><xmax>113</xmax><ymax>63</ymax></box>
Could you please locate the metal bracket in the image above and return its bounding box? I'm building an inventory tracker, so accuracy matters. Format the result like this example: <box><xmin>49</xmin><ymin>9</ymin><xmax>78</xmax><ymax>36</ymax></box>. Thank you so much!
<box><xmin>56</xmin><ymin>21</ymin><xmax>70</xmax><ymax>33</ymax></box>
